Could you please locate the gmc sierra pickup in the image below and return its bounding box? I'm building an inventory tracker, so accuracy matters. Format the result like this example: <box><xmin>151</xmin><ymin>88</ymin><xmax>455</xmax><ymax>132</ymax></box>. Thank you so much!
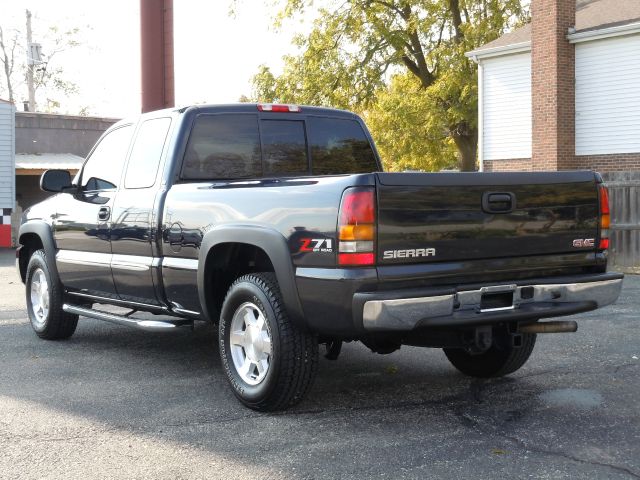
<box><xmin>18</xmin><ymin>103</ymin><xmax>623</xmax><ymax>411</ymax></box>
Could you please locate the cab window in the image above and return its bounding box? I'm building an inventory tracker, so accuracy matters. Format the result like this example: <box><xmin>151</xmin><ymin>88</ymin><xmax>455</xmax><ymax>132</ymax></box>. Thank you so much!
<box><xmin>81</xmin><ymin>125</ymin><xmax>134</xmax><ymax>191</ymax></box>
<box><xmin>308</xmin><ymin>117</ymin><xmax>378</xmax><ymax>175</ymax></box>
<box><xmin>182</xmin><ymin>114</ymin><xmax>261</xmax><ymax>180</ymax></box>
<box><xmin>125</xmin><ymin>118</ymin><xmax>172</xmax><ymax>189</ymax></box>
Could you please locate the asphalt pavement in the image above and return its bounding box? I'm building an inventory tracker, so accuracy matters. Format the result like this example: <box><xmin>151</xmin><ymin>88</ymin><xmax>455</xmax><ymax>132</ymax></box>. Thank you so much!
<box><xmin>0</xmin><ymin>248</ymin><xmax>638</xmax><ymax>479</ymax></box>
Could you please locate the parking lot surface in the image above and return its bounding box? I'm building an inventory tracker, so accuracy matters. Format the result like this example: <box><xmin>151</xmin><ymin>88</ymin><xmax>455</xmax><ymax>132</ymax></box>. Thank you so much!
<box><xmin>0</xmin><ymin>248</ymin><xmax>638</xmax><ymax>479</ymax></box>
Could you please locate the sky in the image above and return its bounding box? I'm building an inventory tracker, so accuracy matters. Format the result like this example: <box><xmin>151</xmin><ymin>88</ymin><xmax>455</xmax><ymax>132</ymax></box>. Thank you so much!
<box><xmin>0</xmin><ymin>0</ymin><xmax>309</xmax><ymax>118</ymax></box>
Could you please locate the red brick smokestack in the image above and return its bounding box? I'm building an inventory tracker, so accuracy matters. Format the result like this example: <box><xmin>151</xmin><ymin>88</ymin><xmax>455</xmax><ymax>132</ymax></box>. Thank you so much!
<box><xmin>531</xmin><ymin>0</ymin><xmax>576</xmax><ymax>170</ymax></box>
<box><xmin>140</xmin><ymin>0</ymin><xmax>174</xmax><ymax>113</ymax></box>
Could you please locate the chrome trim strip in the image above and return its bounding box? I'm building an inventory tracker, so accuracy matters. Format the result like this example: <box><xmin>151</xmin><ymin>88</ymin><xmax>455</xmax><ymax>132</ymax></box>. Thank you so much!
<box><xmin>111</xmin><ymin>254</ymin><xmax>155</xmax><ymax>272</ymax></box>
<box><xmin>58</xmin><ymin>251</ymin><xmax>161</xmax><ymax>272</ymax></box>
<box><xmin>362</xmin><ymin>278</ymin><xmax>624</xmax><ymax>331</ymax></box>
<box><xmin>57</xmin><ymin>249</ymin><xmax>111</xmax><ymax>267</ymax></box>
<box><xmin>162</xmin><ymin>257</ymin><xmax>199</xmax><ymax>270</ymax></box>
<box><xmin>295</xmin><ymin>267</ymin><xmax>377</xmax><ymax>281</ymax></box>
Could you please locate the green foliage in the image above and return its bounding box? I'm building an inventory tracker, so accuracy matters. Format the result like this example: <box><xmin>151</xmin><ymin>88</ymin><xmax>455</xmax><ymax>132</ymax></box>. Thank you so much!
<box><xmin>364</xmin><ymin>73</ymin><xmax>459</xmax><ymax>171</ymax></box>
<box><xmin>251</xmin><ymin>0</ymin><xmax>528</xmax><ymax>171</ymax></box>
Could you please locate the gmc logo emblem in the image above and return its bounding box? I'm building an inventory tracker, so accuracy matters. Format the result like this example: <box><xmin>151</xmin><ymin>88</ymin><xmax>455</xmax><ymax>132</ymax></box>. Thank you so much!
<box><xmin>573</xmin><ymin>238</ymin><xmax>595</xmax><ymax>248</ymax></box>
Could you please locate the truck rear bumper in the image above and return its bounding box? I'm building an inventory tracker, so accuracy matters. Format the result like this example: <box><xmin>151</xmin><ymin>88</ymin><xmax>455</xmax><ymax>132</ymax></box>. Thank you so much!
<box><xmin>354</xmin><ymin>273</ymin><xmax>623</xmax><ymax>332</ymax></box>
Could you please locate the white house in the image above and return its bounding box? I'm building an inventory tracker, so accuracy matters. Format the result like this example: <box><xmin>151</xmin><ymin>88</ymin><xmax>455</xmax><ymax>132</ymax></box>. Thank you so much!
<box><xmin>467</xmin><ymin>0</ymin><xmax>640</xmax><ymax>173</ymax></box>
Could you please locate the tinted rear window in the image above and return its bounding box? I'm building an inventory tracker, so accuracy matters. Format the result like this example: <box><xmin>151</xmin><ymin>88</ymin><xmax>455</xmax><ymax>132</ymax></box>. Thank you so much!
<box><xmin>182</xmin><ymin>114</ymin><xmax>261</xmax><ymax>180</ymax></box>
<box><xmin>308</xmin><ymin>117</ymin><xmax>378</xmax><ymax>175</ymax></box>
<box><xmin>180</xmin><ymin>113</ymin><xmax>377</xmax><ymax>180</ymax></box>
<box><xmin>261</xmin><ymin>120</ymin><xmax>309</xmax><ymax>176</ymax></box>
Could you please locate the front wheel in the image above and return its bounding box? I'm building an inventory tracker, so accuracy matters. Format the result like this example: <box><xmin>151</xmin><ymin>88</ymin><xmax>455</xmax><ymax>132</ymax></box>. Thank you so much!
<box><xmin>219</xmin><ymin>272</ymin><xmax>318</xmax><ymax>411</ymax></box>
<box><xmin>443</xmin><ymin>332</ymin><xmax>536</xmax><ymax>378</ymax></box>
<box><xmin>25</xmin><ymin>250</ymin><xmax>78</xmax><ymax>340</ymax></box>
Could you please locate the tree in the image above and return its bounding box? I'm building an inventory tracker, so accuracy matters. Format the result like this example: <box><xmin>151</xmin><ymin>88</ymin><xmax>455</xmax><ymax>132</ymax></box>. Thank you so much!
<box><xmin>0</xmin><ymin>26</ymin><xmax>19</xmax><ymax>103</ymax></box>
<box><xmin>0</xmin><ymin>10</ymin><xmax>81</xmax><ymax>113</ymax></box>
<box><xmin>251</xmin><ymin>0</ymin><xmax>528</xmax><ymax>171</ymax></box>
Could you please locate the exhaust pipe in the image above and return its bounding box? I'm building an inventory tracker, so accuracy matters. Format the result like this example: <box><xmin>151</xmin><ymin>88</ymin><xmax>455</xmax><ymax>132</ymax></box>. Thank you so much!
<box><xmin>519</xmin><ymin>321</ymin><xmax>578</xmax><ymax>334</ymax></box>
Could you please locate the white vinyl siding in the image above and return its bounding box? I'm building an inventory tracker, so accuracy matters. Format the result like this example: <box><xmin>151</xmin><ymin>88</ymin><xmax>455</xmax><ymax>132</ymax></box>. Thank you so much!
<box><xmin>576</xmin><ymin>34</ymin><xmax>640</xmax><ymax>155</ymax></box>
<box><xmin>481</xmin><ymin>52</ymin><xmax>532</xmax><ymax>161</ymax></box>
<box><xmin>0</xmin><ymin>102</ymin><xmax>15</xmax><ymax>209</ymax></box>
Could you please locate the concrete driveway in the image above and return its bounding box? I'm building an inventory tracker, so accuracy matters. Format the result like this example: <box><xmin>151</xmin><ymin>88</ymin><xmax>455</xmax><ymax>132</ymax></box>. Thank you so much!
<box><xmin>0</xmin><ymin>248</ymin><xmax>638</xmax><ymax>479</ymax></box>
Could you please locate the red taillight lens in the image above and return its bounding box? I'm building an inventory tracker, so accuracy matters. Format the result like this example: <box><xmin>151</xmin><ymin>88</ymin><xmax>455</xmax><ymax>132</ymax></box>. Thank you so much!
<box><xmin>337</xmin><ymin>253</ymin><xmax>375</xmax><ymax>266</ymax></box>
<box><xmin>598</xmin><ymin>185</ymin><xmax>610</xmax><ymax>250</ymax></box>
<box><xmin>337</xmin><ymin>187</ymin><xmax>376</xmax><ymax>266</ymax></box>
<box><xmin>338</xmin><ymin>190</ymin><xmax>375</xmax><ymax>224</ymax></box>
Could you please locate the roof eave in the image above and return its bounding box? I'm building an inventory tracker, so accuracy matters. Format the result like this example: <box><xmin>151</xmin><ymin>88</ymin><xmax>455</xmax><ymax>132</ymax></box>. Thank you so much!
<box><xmin>465</xmin><ymin>41</ymin><xmax>531</xmax><ymax>62</ymax></box>
<box><xmin>568</xmin><ymin>21</ymin><xmax>640</xmax><ymax>43</ymax></box>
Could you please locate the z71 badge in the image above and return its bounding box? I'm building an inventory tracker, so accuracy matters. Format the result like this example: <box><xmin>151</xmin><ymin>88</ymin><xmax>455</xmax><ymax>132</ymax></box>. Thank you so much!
<box><xmin>299</xmin><ymin>238</ymin><xmax>333</xmax><ymax>253</ymax></box>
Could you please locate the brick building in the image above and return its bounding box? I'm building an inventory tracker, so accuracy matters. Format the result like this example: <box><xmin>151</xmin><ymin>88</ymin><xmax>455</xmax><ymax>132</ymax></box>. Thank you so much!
<box><xmin>467</xmin><ymin>0</ymin><xmax>640</xmax><ymax>173</ymax></box>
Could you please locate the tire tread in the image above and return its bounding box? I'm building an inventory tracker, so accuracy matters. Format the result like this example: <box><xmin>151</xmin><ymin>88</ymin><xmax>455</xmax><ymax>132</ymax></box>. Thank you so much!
<box><xmin>221</xmin><ymin>272</ymin><xmax>318</xmax><ymax>411</ymax></box>
<box><xmin>26</xmin><ymin>250</ymin><xmax>78</xmax><ymax>340</ymax></box>
<box><xmin>444</xmin><ymin>332</ymin><xmax>536</xmax><ymax>378</ymax></box>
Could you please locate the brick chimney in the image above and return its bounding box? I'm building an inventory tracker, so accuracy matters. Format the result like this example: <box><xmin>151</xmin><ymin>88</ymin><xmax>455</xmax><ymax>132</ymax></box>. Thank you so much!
<box><xmin>531</xmin><ymin>0</ymin><xmax>576</xmax><ymax>170</ymax></box>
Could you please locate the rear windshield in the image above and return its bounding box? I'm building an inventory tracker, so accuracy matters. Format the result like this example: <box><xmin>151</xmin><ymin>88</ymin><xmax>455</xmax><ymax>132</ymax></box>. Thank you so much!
<box><xmin>307</xmin><ymin>117</ymin><xmax>378</xmax><ymax>175</ymax></box>
<box><xmin>181</xmin><ymin>114</ymin><xmax>378</xmax><ymax>180</ymax></box>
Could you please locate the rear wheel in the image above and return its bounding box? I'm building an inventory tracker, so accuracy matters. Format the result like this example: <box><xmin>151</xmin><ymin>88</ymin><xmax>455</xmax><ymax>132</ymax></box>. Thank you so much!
<box><xmin>219</xmin><ymin>272</ymin><xmax>318</xmax><ymax>411</ymax></box>
<box><xmin>25</xmin><ymin>250</ymin><xmax>78</xmax><ymax>340</ymax></box>
<box><xmin>443</xmin><ymin>332</ymin><xmax>536</xmax><ymax>378</ymax></box>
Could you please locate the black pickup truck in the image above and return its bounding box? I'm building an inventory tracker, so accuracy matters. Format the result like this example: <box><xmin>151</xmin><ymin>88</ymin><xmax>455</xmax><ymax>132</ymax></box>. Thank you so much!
<box><xmin>17</xmin><ymin>103</ymin><xmax>623</xmax><ymax>411</ymax></box>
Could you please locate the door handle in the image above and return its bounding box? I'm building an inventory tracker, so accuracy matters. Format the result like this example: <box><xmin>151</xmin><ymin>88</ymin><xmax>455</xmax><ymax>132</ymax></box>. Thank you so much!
<box><xmin>98</xmin><ymin>206</ymin><xmax>111</xmax><ymax>221</ymax></box>
<box><xmin>482</xmin><ymin>192</ymin><xmax>515</xmax><ymax>213</ymax></box>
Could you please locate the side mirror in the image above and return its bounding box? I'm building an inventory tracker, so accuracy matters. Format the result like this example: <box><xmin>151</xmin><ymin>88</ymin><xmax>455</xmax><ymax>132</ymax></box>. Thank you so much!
<box><xmin>40</xmin><ymin>169</ymin><xmax>74</xmax><ymax>193</ymax></box>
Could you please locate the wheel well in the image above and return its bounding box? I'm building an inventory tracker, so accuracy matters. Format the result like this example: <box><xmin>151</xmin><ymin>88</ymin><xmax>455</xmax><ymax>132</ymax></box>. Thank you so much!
<box><xmin>18</xmin><ymin>233</ymin><xmax>44</xmax><ymax>283</ymax></box>
<box><xmin>204</xmin><ymin>243</ymin><xmax>275</xmax><ymax>322</ymax></box>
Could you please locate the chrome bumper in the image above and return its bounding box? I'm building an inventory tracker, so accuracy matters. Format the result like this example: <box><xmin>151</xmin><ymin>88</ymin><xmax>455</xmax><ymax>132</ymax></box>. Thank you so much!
<box><xmin>361</xmin><ymin>277</ymin><xmax>623</xmax><ymax>332</ymax></box>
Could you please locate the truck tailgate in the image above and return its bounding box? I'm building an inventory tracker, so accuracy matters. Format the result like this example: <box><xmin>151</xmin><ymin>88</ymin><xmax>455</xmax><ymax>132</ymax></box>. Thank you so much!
<box><xmin>376</xmin><ymin>171</ymin><xmax>600</xmax><ymax>265</ymax></box>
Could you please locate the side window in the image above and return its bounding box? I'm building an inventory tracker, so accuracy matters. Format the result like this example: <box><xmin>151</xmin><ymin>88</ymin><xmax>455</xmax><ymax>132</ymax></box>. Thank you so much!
<box><xmin>125</xmin><ymin>118</ymin><xmax>172</xmax><ymax>189</ymax></box>
<box><xmin>308</xmin><ymin>117</ymin><xmax>378</xmax><ymax>175</ymax></box>
<box><xmin>181</xmin><ymin>114</ymin><xmax>261</xmax><ymax>180</ymax></box>
<box><xmin>81</xmin><ymin>125</ymin><xmax>134</xmax><ymax>191</ymax></box>
<box><xmin>261</xmin><ymin>120</ymin><xmax>308</xmax><ymax>176</ymax></box>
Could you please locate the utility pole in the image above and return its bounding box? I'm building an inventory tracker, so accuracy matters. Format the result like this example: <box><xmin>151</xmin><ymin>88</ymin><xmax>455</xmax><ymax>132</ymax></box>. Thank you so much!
<box><xmin>26</xmin><ymin>9</ymin><xmax>36</xmax><ymax>112</ymax></box>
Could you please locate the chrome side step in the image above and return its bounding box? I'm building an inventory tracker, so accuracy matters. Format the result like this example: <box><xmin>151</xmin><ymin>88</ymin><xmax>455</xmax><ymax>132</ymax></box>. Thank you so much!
<box><xmin>62</xmin><ymin>304</ymin><xmax>193</xmax><ymax>332</ymax></box>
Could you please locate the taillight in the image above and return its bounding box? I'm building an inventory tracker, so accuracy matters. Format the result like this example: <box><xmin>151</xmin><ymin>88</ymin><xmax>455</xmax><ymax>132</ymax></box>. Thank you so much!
<box><xmin>337</xmin><ymin>187</ymin><xmax>376</xmax><ymax>266</ymax></box>
<box><xmin>598</xmin><ymin>185</ymin><xmax>610</xmax><ymax>250</ymax></box>
<box><xmin>257</xmin><ymin>103</ymin><xmax>301</xmax><ymax>113</ymax></box>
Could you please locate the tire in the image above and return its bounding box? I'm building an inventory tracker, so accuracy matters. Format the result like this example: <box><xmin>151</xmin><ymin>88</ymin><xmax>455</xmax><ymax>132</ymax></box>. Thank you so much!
<box><xmin>219</xmin><ymin>272</ymin><xmax>318</xmax><ymax>411</ymax></box>
<box><xmin>25</xmin><ymin>249</ymin><xmax>78</xmax><ymax>340</ymax></box>
<box><xmin>443</xmin><ymin>332</ymin><xmax>536</xmax><ymax>378</ymax></box>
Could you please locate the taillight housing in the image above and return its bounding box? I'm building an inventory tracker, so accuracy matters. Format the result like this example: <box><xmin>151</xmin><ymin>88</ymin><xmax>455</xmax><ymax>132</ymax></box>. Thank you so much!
<box><xmin>337</xmin><ymin>187</ymin><xmax>376</xmax><ymax>266</ymax></box>
<box><xmin>598</xmin><ymin>184</ymin><xmax>610</xmax><ymax>251</ymax></box>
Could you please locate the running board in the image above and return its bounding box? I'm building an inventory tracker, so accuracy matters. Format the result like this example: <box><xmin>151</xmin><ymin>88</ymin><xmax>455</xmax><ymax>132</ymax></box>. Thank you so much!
<box><xmin>62</xmin><ymin>304</ymin><xmax>193</xmax><ymax>332</ymax></box>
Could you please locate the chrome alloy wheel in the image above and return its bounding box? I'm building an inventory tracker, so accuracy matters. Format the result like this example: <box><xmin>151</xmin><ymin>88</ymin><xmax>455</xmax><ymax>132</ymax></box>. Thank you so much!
<box><xmin>30</xmin><ymin>268</ymin><xmax>50</xmax><ymax>328</ymax></box>
<box><xmin>229</xmin><ymin>302</ymin><xmax>273</xmax><ymax>386</ymax></box>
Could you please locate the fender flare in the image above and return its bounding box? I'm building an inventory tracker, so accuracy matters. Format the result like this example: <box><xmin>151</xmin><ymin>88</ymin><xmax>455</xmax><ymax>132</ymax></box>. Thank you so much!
<box><xmin>197</xmin><ymin>225</ymin><xmax>305</xmax><ymax>327</ymax></box>
<box><xmin>18</xmin><ymin>221</ymin><xmax>59</xmax><ymax>281</ymax></box>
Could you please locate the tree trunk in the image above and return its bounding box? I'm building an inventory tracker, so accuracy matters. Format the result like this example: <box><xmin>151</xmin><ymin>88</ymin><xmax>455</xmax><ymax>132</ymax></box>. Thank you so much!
<box><xmin>0</xmin><ymin>27</ymin><xmax>15</xmax><ymax>103</ymax></box>
<box><xmin>451</xmin><ymin>124</ymin><xmax>478</xmax><ymax>171</ymax></box>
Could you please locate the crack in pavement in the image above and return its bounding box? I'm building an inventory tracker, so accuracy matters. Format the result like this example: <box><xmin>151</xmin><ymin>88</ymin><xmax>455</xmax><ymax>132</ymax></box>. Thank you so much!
<box><xmin>449</xmin><ymin>383</ymin><xmax>640</xmax><ymax>480</ymax></box>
